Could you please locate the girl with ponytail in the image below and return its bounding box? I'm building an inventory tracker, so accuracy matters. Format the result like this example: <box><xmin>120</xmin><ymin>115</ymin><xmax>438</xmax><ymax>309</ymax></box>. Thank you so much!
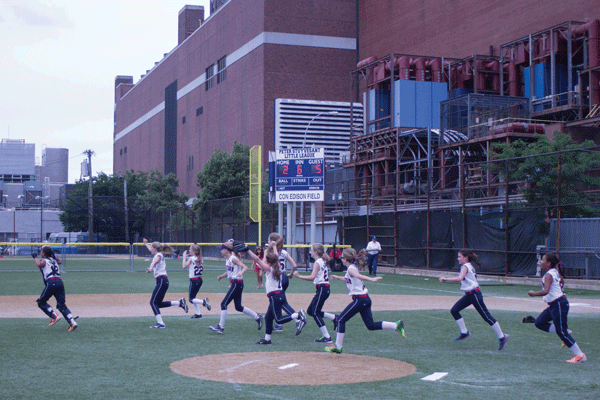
<box><xmin>439</xmin><ymin>249</ymin><xmax>509</xmax><ymax>350</ymax></box>
<box><xmin>528</xmin><ymin>253</ymin><xmax>586</xmax><ymax>363</ymax></box>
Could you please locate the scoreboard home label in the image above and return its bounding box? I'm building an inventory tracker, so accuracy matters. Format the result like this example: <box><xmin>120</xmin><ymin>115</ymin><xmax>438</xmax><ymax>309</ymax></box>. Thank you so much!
<box><xmin>274</xmin><ymin>148</ymin><xmax>325</xmax><ymax>202</ymax></box>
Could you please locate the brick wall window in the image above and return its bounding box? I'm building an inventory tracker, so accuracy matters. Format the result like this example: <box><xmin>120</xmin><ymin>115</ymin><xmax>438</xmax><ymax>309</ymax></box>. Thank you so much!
<box><xmin>196</xmin><ymin>106</ymin><xmax>203</xmax><ymax>116</ymax></box>
<box><xmin>182</xmin><ymin>116</ymin><xmax>186</xmax><ymax>124</ymax></box>
<box><xmin>205</xmin><ymin>64</ymin><xmax>214</xmax><ymax>90</ymax></box>
<box><xmin>217</xmin><ymin>55</ymin><xmax>227</xmax><ymax>84</ymax></box>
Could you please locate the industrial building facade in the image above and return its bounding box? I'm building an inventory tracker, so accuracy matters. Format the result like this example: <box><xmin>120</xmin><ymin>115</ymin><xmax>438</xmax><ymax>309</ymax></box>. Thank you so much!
<box><xmin>113</xmin><ymin>0</ymin><xmax>600</xmax><ymax>199</ymax></box>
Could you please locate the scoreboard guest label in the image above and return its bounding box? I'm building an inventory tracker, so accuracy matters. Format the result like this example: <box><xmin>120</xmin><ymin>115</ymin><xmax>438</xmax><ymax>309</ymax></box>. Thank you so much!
<box><xmin>274</xmin><ymin>148</ymin><xmax>325</xmax><ymax>202</ymax></box>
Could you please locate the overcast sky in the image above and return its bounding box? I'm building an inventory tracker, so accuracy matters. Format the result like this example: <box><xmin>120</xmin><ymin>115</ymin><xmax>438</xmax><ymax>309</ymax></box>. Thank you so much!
<box><xmin>0</xmin><ymin>0</ymin><xmax>210</xmax><ymax>183</ymax></box>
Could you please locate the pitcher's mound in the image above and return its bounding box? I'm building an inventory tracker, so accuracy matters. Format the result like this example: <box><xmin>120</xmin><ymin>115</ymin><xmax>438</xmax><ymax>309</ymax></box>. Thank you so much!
<box><xmin>171</xmin><ymin>351</ymin><xmax>416</xmax><ymax>385</ymax></box>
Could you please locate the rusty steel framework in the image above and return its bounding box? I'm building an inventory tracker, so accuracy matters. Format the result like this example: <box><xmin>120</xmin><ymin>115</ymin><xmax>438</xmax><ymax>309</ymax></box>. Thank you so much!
<box><xmin>500</xmin><ymin>20</ymin><xmax>600</xmax><ymax>121</ymax></box>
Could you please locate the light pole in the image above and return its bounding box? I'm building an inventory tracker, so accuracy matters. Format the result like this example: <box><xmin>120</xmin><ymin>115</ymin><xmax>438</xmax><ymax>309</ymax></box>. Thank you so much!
<box><xmin>302</xmin><ymin>111</ymin><xmax>338</xmax><ymax>148</ymax></box>
<box><xmin>36</xmin><ymin>195</ymin><xmax>49</xmax><ymax>242</ymax></box>
<box><xmin>301</xmin><ymin>110</ymin><xmax>338</xmax><ymax>247</ymax></box>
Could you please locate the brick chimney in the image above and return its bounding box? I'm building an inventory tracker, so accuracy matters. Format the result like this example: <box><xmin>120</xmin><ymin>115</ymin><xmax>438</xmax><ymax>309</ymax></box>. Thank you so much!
<box><xmin>178</xmin><ymin>5</ymin><xmax>205</xmax><ymax>45</ymax></box>
<box><xmin>115</xmin><ymin>75</ymin><xmax>134</xmax><ymax>102</ymax></box>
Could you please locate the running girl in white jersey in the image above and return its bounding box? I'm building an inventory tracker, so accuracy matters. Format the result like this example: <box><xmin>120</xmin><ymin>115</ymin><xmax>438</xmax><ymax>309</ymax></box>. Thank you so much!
<box><xmin>325</xmin><ymin>248</ymin><xmax>405</xmax><ymax>353</ymax></box>
<box><xmin>208</xmin><ymin>241</ymin><xmax>263</xmax><ymax>334</ymax></box>
<box><xmin>182</xmin><ymin>244</ymin><xmax>210</xmax><ymax>319</ymax></box>
<box><xmin>33</xmin><ymin>246</ymin><xmax>79</xmax><ymax>332</ymax></box>
<box><xmin>293</xmin><ymin>243</ymin><xmax>336</xmax><ymax>343</ymax></box>
<box><xmin>528</xmin><ymin>252</ymin><xmax>586</xmax><ymax>363</ymax></box>
<box><xmin>268</xmin><ymin>232</ymin><xmax>299</xmax><ymax>332</ymax></box>
<box><xmin>144</xmin><ymin>238</ymin><xmax>188</xmax><ymax>329</ymax></box>
<box><xmin>439</xmin><ymin>249</ymin><xmax>509</xmax><ymax>350</ymax></box>
<box><xmin>245</xmin><ymin>241</ymin><xmax>307</xmax><ymax>344</ymax></box>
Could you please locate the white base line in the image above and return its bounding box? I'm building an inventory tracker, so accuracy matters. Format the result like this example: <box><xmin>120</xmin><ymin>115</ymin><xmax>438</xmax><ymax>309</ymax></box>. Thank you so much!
<box><xmin>422</xmin><ymin>372</ymin><xmax>449</xmax><ymax>381</ymax></box>
<box><xmin>278</xmin><ymin>363</ymin><xmax>299</xmax><ymax>370</ymax></box>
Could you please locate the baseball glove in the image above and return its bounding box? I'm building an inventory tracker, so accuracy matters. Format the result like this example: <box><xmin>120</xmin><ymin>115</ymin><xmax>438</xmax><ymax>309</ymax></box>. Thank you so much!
<box><xmin>232</xmin><ymin>240</ymin><xmax>249</xmax><ymax>253</ymax></box>
<box><xmin>31</xmin><ymin>252</ymin><xmax>38</xmax><ymax>259</ymax></box>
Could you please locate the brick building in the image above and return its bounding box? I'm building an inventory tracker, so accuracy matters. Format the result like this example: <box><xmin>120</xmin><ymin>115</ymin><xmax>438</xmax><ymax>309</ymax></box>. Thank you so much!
<box><xmin>113</xmin><ymin>0</ymin><xmax>356</xmax><ymax>196</ymax></box>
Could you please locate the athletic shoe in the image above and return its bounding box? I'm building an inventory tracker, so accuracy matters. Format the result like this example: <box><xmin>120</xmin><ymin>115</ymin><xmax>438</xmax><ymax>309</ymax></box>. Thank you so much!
<box><xmin>190</xmin><ymin>314</ymin><xmax>203</xmax><ymax>319</ymax></box>
<box><xmin>566</xmin><ymin>353</ymin><xmax>587</xmax><ymax>363</ymax></box>
<box><xmin>150</xmin><ymin>324</ymin><xmax>166</xmax><ymax>329</ymax></box>
<box><xmin>273</xmin><ymin>323</ymin><xmax>284</xmax><ymax>332</ymax></box>
<box><xmin>315</xmin><ymin>336</ymin><xmax>333</xmax><ymax>343</ymax></box>
<box><xmin>333</xmin><ymin>315</ymin><xmax>338</xmax><ymax>331</ymax></box>
<box><xmin>296</xmin><ymin>310</ymin><xmax>307</xmax><ymax>336</ymax></box>
<box><xmin>396</xmin><ymin>320</ymin><xmax>406</xmax><ymax>337</ymax></box>
<box><xmin>68</xmin><ymin>321</ymin><xmax>78</xmax><ymax>332</ymax></box>
<box><xmin>256</xmin><ymin>314</ymin><xmax>264</xmax><ymax>330</ymax></box>
<box><xmin>49</xmin><ymin>314</ymin><xmax>61</xmax><ymax>326</ymax></box>
<box><xmin>209</xmin><ymin>325</ymin><xmax>224</xmax><ymax>334</ymax></box>
<box><xmin>204</xmin><ymin>298</ymin><xmax>211</xmax><ymax>311</ymax></box>
<box><xmin>179</xmin><ymin>298</ymin><xmax>188</xmax><ymax>313</ymax></box>
<box><xmin>256</xmin><ymin>338</ymin><xmax>272</xmax><ymax>345</ymax></box>
<box><xmin>325</xmin><ymin>345</ymin><xmax>342</xmax><ymax>353</ymax></box>
<box><xmin>498</xmin><ymin>334</ymin><xmax>509</xmax><ymax>350</ymax></box>
<box><xmin>454</xmin><ymin>332</ymin><xmax>471</xmax><ymax>341</ymax></box>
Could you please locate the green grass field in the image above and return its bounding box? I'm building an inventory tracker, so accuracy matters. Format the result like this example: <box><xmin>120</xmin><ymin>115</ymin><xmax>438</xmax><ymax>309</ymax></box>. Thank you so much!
<box><xmin>1</xmin><ymin>257</ymin><xmax>598</xmax><ymax>399</ymax></box>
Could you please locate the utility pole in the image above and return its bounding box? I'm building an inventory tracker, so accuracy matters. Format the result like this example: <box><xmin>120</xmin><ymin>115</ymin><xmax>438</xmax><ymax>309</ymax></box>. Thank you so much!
<box><xmin>123</xmin><ymin>175</ymin><xmax>129</xmax><ymax>243</ymax></box>
<box><xmin>84</xmin><ymin>150</ymin><xmax>95</xmax><ymax>247</ymax></box>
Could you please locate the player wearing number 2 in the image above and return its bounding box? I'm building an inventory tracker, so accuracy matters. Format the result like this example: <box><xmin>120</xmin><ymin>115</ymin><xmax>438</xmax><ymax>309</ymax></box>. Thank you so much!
<box><xmin>33</xmin><ymin>246</ymin><xmax>79</xmax><ymax>332</ymax></box>
<box><xmin>293</xmin><ymin>243</ymin><xmax>336</xmax><ymax>343</ymax></box>
<box><xmin>439</xmin><ymin>249</ymin><xmax>509</xmax><ymax>350</ymax></box>
<box><xmin>182</xmin><ymin>244</ymin><xmax>211</xmax><ymax>319</ymax></box>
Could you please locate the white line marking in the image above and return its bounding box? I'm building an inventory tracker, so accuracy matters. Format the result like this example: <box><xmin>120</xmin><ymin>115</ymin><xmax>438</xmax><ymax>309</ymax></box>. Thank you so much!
<box><xmin>219</xmin><ymin>359</ymin><xmax>260</xmax><ymax>373</ymax></box>
<box><xmin>422</xmin><ymin>372</ymin><xmax>449</xmax><ymax>381</ymax></box>
<box><xmin>278</xmin><ymin>363</ymin><xmax>299</xmax><ymax>370</ymax></box>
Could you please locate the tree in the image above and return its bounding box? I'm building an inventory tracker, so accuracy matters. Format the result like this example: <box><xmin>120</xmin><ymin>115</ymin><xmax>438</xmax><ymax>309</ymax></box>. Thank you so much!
<box><xmin>59</xmin><ymin>170</ymin><xmax>188</xmax><ymax>241</ymax></box>
<box><xmin>491</xmin><ymin>132</ymin><xmax>600</xmax><ymax>235</ymax></box>
<box><xmin>195</xmin><ymin>141</ymin><xmax>250</xmax><ymax>203</ymax></box>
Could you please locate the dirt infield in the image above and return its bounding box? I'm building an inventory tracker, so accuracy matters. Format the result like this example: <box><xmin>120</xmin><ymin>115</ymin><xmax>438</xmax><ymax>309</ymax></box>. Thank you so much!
<box><xmin>171</xmin><ymin>352</ymin><xmax>417</xmax><ymax>384</ymax></box>
<box><xmin>3</xmin><ymin>292</ymin><xmax>600</xmax><ymax>318</ymax></box>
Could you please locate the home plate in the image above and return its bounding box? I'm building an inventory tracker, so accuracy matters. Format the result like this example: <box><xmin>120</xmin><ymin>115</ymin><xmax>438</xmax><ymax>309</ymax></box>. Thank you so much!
<box><xmin>422</xmin><ymin>372</ymin><xmax>448</xmax><ymax>381</ymax></box>
<box><xmin>278</xmin><ymin>363</ymin><xmax>299</xmax><ymax>370</ymax></box>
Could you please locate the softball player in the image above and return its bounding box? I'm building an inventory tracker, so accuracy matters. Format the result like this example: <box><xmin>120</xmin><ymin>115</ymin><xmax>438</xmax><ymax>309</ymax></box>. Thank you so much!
<box><xmin>439</xmin><ymin>249</ymin><xmax>509</xmax><ymax>350</ymax></box>
<box><xmin>33</xmin><ymin>246</ymin><xmax>79</xmax><ymax>332</ymax></box>
<box><xmin>268</xmin><ymin>232</ymin><xmax>298</xmax><ymax>332</ymax></box>
<box><xmin>325</xmin><ymin>248</ymin><xmax>405</xmax><ymax>353</ymax></box>
<box><xmin>144</xmin><ymin>238</ymin><xmax>188</xmax><ymax>328</ymax></box>
<box><xmin>246</xmin><ymin>242</ymin><xmax>307</xmax><ymax>344</ymax></box>
<box><xmin>182</xmin><ymin>244</ymin><xmax>211</xmax><ymax>319</ymax></box>
<box><xmin>528</xmin><ymin>252</ymin><xmax>586</xmax><ymax>363</ymax></box>
<box><xmin>208</xmin><ymin>241</ymin><xmax>263</xmax><ymax>334</ymax></box>
<box><xmin>293</xmin><ymin>243</ymin><xmax>336</xmax><ymax>343</ymax></box>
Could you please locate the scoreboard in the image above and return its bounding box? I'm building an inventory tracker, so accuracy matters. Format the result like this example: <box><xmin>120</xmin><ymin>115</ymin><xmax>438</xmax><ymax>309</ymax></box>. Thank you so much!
<box><xmin>273</xmin><ymin>148</ymin><xmax>324</xmax><ymax>202</ymax></box>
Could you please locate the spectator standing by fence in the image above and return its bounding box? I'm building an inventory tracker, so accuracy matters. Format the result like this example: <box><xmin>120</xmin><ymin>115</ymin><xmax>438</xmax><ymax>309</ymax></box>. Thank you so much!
<box><xmin>366</xmin><ymin>236</ymin><xmax>381</xmax><ymax>275</ymax></box>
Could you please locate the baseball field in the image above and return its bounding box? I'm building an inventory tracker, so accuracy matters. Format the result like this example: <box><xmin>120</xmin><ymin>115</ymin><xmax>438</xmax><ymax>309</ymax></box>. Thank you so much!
<box><xmin>1</xmin><ymin>256</ymin><xmax>598</xmax><ymax>399</ymax></box>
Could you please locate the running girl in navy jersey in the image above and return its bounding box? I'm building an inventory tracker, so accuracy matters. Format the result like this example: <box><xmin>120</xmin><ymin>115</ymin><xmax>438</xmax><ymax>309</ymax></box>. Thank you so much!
<box><xmin>182</xmin><ymin>244</ymin><xmax>211</xmax><ymax>319</ymax></box>
<box><xmin>208</xmin><ymin>241</ymin><xmax>263</xmax><ymax>334</ymax></box>
<box><xmin>144</xmin><ymin>238</ymin><xmax>188</xmax><ymax>328</ymax></box>
<box><xmin>33</xmin><ymin>246</ymin><xmax>79</xmax><ymax>332</ymax></box>
<box><xmin>439</xmin><ymin>249</ymin><xmax>509</xmax><ymax>350</ymax></box>
<box><xmin>293</xmin><ymin>243</ymin><xmax>336</xmax><ymax>343</ymax></box>
<box><xmin>325</xmin><ymin>248</ymin><xmax>405</xmax><ymax>353</ymax></box>
<box><xmin>528</xmin><ymin>252</ymin><xmax>586</xmax><ymax>363</ymax></box>
<box><xmin>245</xmin><ymin>241</ymin><xmax>307</xmax><ymax>344</ymax></box>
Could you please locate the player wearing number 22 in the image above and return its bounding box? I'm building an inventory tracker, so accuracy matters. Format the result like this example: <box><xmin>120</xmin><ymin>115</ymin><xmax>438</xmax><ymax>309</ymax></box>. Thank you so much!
<box><xmin>293</xmin><ymin>243</ymin><xmax>336</xmax><ymax>343</ymax></box>
<box><xmin>325</xmin><ymin>248</ymin><xmax>405</xmax><ymax>353</ymax></box>
<box><xmin>33</xmin><ymin>246</ymin><xmax>79</xmax><ymax>332</ymax></box>
<box><xmin>182</xmin><ymin>244</ymin><xmax>211</xmax><ymax>319</ymax></box>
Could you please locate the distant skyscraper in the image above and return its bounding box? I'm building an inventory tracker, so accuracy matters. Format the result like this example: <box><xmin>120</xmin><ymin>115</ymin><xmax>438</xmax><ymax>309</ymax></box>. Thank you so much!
<box><xmin>41</xmin><ymin>147</ymin><xmax>68</xmax><ymax>184</ymax></box>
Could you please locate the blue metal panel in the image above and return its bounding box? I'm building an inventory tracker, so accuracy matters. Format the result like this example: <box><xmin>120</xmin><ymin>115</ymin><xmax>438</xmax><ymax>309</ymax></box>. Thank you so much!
<box><xmin>415</xmin><ymin>81</ymin><xmax>432</xmax><ymax>128</ymax></box>
<box><xmin>524</xmin><ymin>66</ymin><xmax>531</xmax><ymax>98</ymax></box>
<box><xmin>431</xmin><ymin>82</ymin><xmax>448</xmax><ymax>129</ymax></box>
<box><xmin>394</xmin><ymin>79</ymin><xmax>416</xmax><ymax>127</ymax></box>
